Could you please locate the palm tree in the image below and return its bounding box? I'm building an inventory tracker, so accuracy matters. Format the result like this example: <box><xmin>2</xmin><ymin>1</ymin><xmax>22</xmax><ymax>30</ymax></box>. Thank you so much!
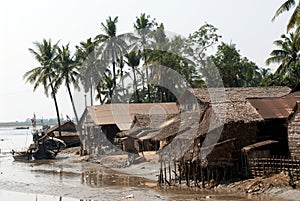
<box><xmin>95</xmin><ymin>16</ymin><xmax>129</xmax><ymax>90</ymax></box>
<box><xmin>266</xmin><ymin>32</ymin><xmax>300</xmax><ymax>75</ymax></box>
<box><xmin>56</xmin><ymin>44</ymin><xmax>80</xmax><ymax>124</ymax></box>
<box><xmin>124</xmin><ymin>50</ymin><xmax>141</xmax><ymax>102</ymax></box>
<box><xmin>96</xmin><ymin>70</ymin><xmax>115</xmax><ymax>104</ymax></box>
<box><xmin>272</xmin><ymin>0</ymin><xmax>300</xmax><ymax>32</ymax></box>
<box><xmin>76</xmin><ymin>38</ymin><xmax>101</xmax><ymax>106</ymax></box>
<box><xmin>24</xmin><ymin>39</ymin><xmax>62</xmax><ymax>136</ymax></box>
<box><xmin>134</xmin><ymin>13</ymin><xmax>156</xmax><ymax>101</ymax></box>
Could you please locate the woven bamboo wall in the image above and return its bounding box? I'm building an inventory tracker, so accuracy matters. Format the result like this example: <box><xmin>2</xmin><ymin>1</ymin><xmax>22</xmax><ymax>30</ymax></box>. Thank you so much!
<box><xmin>288</xmin><ymin>103</ymin><xmax>300</xmax><ymax>158</ymax></box>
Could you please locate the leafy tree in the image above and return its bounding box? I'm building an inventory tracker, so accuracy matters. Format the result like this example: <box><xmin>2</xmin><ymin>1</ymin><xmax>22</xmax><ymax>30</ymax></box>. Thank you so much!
<box><xmin>124</xmin><ymin>50</ymin><xmax>141</xmax><ymax>102</ymax></box>
<box><xmin>210</xmin><ymin>42</ymin><xmax>263</xmax><ymax>87</ymax></box>
<box><xmin>272</xmin><ymin>0</ymin><xmax>300</xmax><ymax>32</ymax></box>
<box><xmin>134</xmin><ymin>13</ymin><xmax>157</xmax><ymax>101</ymax></box>
<box><xmin>24</xmin><ymin>39</ymin><xmax>62</xmax><ymax>136</ymax></box>
<box><xmin>76</xmin><ymin>38</ymin><xmax>102</xmax><ymax>106</ymax></box>
<box><xmin>96</xmin><ymin>70</ymin><xmax>115</xmax><ymax>104</ymax></box>
<box><xmin>266</xmin><ymin>32</ymin><xmax>300</xmax><ymax>75</ymax></box>
<box><xmin>95</xmin><ymin>16</ymin><xmax>129</xmax><ymax>90</ymax></box>
<box><xmin>263</xmin><ymin>31</ymin><xmax>300</xmax><ymax>88</ymax></box>
<box><xmin>56</xmin><ymin>44</ymin><xmax>80</xmax><ymax>124</ymax></box>
<box><xmin>185</xmin><ymin>23</ymin><xmax>221</xmax><ymax>62</ymax></box>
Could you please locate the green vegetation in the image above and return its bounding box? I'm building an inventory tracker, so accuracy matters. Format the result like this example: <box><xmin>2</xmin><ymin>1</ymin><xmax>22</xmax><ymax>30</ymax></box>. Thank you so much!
<box><xmin>262</xmin><ymin>1</ymin><xmax>300</xmax><ymax>88</ymax></box>
<box><xmin>272</xmin><ymin>0</ymin><xmax>300</xmax><ymax>32</ymax></box>
<box><xmin>25</xmin><ymin>14</ymin><xmax>269</xmax><ymax>120</ymax></box>
<box><xmin>24</xmin><ymin>39</ymin><xmax>62</xmax><ymax>136</ymax></box>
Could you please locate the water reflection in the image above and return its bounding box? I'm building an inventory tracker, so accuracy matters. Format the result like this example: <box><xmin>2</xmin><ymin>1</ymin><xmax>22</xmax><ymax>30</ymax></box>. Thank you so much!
<box><xmin>81</xmin><ymin>168</ymin><xmax>156</xmax><ymax>188</ymax></box>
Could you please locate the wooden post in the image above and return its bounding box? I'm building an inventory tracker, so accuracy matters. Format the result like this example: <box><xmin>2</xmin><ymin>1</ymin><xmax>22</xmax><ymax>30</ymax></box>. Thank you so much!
<box><xmin>159</xmin><ymin>160</ymin><xmax>163</xmax><ymax>184</ymax></box>
<box><xmin>201</xmin><ymin>167</ymin><xmax>205</xmax><ymax>188</ymax></box>
<box><xmin>168</xmin><ymin>162</ymin><xmax>171</xmax><ymax>185</ymax></box>
<box><xmin>174</xmin><ymin>161</ymin><xmax>177</xmax><ymax>182</ymax></box>
<box><xmin>164</xmin><ymin>161</ymin><xmax>167</xmax><ymax>185</ymax></box>
<box><xmin>179</xmin><ymin>162</ymin><xmax>182</xmax><ymax>185</ymax></box>
<box><xmin>194</xmin><ymin>163</ymin><xmax>198</xmax><ymax>187</ymax></box>
<box><xmin>207</xmin><ymin>167</ymin><xmax>210</xmax><ymax>184</ymax></box>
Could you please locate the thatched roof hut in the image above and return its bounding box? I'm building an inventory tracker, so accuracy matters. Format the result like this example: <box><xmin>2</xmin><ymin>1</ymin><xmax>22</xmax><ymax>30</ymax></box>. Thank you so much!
<box><xmin>80</xmin><ymin>102</ymin><xmax>179</xmax><ymax>131</ymax></box>
<box><xmin>46</xmin><ymin>121</ymin><xmax>80</xmax><ymax>147</ymax></box>
<box><xmin>161</xmin><ymin>87</ymin><xmax>291</xmax><ymax>164</ymax></box>
<box><xmin>79</xmin><ymin>102</ymin><xmax>179</xmax><ymax>155</ymax></box>
<box><xmin>117</xmin><ymin>113</ymin><xmax>182</xmax><ymax>152</ymax></box>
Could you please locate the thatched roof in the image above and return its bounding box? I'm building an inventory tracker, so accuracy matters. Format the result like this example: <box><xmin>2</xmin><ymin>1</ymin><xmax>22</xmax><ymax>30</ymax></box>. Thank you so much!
<box><xmin>81</xmin><ymin>103</ymin><xmax>179</xmax><ymax>131</ymax></box>
<box><xmin>46</xmin><ymin>121</ymin><xmax>76</xmax><ymax>134</ymax></box>
<box><xmin>158</xmin><ymin>87</ymin><xmax>291</xmax><ymax>162</ymax></box>
<box><xmin>120</xmin><ymin>113</ymin><xmax>182</xmax><ymax>141</ymax></box>
<box><xmin>133</xmin><ymin>114</ymin><xmax>177</xmax><ymax>128</ymax></box>
<box><xmin>189</xmin><ymin>86</ymin><xmax>291</xmax><ymax>103</ymax></box>
<box><xmin>159</xmin><ymin>101</ymin><xmax>263</xmax><ymax>162</ymax></box>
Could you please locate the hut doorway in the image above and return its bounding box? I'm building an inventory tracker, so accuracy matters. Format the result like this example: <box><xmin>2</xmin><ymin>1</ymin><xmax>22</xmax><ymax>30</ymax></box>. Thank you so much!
<box><xmin>100</xmin><ymin>124</ymin><xmax>121</xmax><ymax>143</ymax></box>
<box><xmin>256</xmin><ymin>119</ymin><xmax>289</xmax><ymax>156</ymax></box>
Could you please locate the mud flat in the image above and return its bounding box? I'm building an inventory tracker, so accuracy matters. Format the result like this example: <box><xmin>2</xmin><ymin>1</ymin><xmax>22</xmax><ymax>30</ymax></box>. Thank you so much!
<box><xmin>0</xmin><ymin>147</ymin><xmax>297</xmax><ymax>201</ymax></box>
<box><xmin>60</xmin><ymin>148</ymin><xmax>298</xmax><ymax>201</ymax></box>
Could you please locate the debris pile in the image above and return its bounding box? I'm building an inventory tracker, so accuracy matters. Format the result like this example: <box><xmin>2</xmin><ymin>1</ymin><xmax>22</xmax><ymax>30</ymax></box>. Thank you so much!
<box><xmin>226</xmin><ymin>172</ymin><xmax>297</xmax><ymax>194</ymax></box>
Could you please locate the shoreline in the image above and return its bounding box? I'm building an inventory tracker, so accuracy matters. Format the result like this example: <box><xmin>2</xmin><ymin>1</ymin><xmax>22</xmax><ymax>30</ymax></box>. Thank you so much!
<box><xmin>59</xmin><ymin>147</ymin><xmax>300</xmax><ymax>201</ymax></box>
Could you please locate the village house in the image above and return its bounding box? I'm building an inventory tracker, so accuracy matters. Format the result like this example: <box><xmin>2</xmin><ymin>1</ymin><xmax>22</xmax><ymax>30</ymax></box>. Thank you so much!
<box><xmin>46</xmin><ymin>120</ymin><xmax>80</xmax><ymax>147</ymax></box>
<box><xmin>78</xmin><ymin>102</ymin><xmax>179</xmax><ymax>155</ymax></box>
<box><xmin>157</xmin><ymin>86</ymin><xmax>297</xmax><ymax>184</ymax></box>
<box><xmin>176</xmin><ymin>86</ymin><xmax>292</xmax><ymax>162</ymax></box>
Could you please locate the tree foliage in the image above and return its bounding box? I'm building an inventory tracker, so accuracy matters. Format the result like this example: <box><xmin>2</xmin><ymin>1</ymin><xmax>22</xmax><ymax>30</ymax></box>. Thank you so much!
<box><xmin>209</xmin><ymin>42</ymin><xmax>263</xmax><ymax>87</ymax></box>
<box><xmin>25</xmin><ymin>15</ymin><xmax>269</xmax><ymax>123</ymax></box>
<box><xmin>263</xmin><ymin>31</ymin><xmax>300</xmax><ymax>88</ymax></box>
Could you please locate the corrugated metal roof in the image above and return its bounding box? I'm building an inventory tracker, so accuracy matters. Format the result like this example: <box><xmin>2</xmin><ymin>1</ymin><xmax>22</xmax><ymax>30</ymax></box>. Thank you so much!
<box><xmin>85</xmin><ymin>102</ymin><xmax>179</xmax><ymax>131</ymax></box>
<box><xmin>248</xmin><ymin>97</ymin><xmax>300</xmax><ymax>120</ymax></box>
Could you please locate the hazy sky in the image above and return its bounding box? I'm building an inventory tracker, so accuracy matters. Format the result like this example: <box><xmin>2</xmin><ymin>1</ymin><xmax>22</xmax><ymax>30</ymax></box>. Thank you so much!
<box><xmin>0</xmin><ymin>0</ymin><xmax>290</xmax><ymax>122</ymax></box>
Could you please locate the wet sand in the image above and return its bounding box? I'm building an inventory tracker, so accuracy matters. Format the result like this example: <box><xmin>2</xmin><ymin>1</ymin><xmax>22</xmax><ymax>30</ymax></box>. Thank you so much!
<box><xmin>0</xmin><ymin>149</ymin><xmax>297</xmax><ymax>201</ymax></box>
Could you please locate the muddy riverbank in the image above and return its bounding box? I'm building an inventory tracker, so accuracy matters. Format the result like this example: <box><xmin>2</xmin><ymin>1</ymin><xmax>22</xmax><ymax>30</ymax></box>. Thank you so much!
<box><xmin>0</xmin><ymin>136</ymin><xmax>299</xmax><ymax>201</ymax></box>
<box><xmin>57</xmin><ymin>147</ymin><xmax>300</xmax><ymax>201</ymax></box>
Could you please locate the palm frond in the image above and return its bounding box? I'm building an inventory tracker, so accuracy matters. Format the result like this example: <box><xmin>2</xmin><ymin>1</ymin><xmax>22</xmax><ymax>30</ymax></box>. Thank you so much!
<box><xmin>272</xmin><ymin>0</ymin><xmax>296</xmax><ymax>21</ymax></box>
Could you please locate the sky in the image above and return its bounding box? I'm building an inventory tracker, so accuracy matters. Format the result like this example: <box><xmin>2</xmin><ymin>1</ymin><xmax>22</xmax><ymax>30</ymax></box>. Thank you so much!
<box><xmin>0</xmin><ymin>0</ymin><xmax>291</xmax><ymax>122</ymax></box>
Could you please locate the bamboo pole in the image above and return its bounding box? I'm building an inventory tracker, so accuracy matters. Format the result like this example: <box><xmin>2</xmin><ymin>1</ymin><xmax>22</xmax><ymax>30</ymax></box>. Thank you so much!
<box><xmin>168</xmin><ymin>162</ymin><xmax>171</xmax><ymax>185</ymax></box>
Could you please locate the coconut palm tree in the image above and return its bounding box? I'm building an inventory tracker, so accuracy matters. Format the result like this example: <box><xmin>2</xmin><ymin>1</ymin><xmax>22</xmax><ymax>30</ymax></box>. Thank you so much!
<box><xmin>134</xmin><ymin>13</ymin><xmax>156</xmax><ymax>101</ymax></box>
<box><xmin>266</xmin><ymin>31</ymin><xmax>300</xmax><ymax>75</ymax></box>
<box><xmin>24</xmin><ymin>39</ymin><xmax>62</xmax><ymax>136</ymax></box>
<box><xmin>56</xmin><ymin>44</ymin><xmax>80</xmax><ymax>124</ymax></box>
<box><xmin>124</xmin><ymin>50</ymin><xmax>141</xmax><ymax>102</ymax></box>
<box><xmin>95</xmin><ymin>16</ymin><xmax>129</xmax><ymax>90</ymax></box>
<box><xmin>76</xmin><ymin>38</ymin><xmax>102</xmax><ymax>106</ymax></box>
<box><xmin>95</xmin><ymin>70</ymin><xmax>115</xmax><ymax>104</ymax></box>
<box><xmin>272</xmin><ymin>0</ymin><xmax>300</xmax><ymax>32</ymax></box>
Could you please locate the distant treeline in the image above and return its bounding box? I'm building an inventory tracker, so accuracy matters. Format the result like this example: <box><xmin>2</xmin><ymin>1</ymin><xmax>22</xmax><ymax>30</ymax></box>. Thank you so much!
<box><xmin>0</xmin><ymin>118</ymin><xmax>63</xmax><ymax>127</ymax></box>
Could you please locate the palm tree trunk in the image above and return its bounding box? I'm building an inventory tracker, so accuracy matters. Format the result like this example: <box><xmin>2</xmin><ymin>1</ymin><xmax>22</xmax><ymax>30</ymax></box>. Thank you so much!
<box><xmin>90</xmin><ymin>83</ymin><xmax>93</xmax><ymax>106</ymax></box>
<box><xmin>66</xmin><ymin>83</ymin><xmax>79</xmax><ymax>124</ymax></box>
<box><xmin>112</xmin><ymin>52</ymin><xmax>117</xmax><ymax>89</ymax></box>
<box><xmin>144</xmin><ymin>54</ymin><xmax>151</xmax><ymax>102</ymax></box>
<box><xmin>49</xmin><ymin>77</ymin><xmax>62</xmax><ymax>137</ymax></box>
<box><xmin>132</xmin><ymin>67</ymin><xmax>140</xmax><ymax>102</ymax></box>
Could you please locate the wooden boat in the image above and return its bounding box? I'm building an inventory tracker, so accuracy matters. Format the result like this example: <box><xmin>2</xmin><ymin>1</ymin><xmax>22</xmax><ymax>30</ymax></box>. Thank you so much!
<box><xmin>12</xmin><ymin>149</ymin><xmax>32</xmax><ymax>161</ymax></box>
<box><xmin>12</xmin><ymin>131</ymin><xmax>66</xmax><ymax>161</ymax></box>
<box><xmin>15</xmin><ymin>126</ymin><xmax>29</xmax><ymax>130</ymax></box>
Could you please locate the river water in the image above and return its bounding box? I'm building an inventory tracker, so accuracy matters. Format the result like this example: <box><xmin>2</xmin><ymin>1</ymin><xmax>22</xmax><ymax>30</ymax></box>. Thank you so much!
<box><xmin>0</xmin><ymin>127</ymin><xmax>292</xmax><ymax>201</ymax></box>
